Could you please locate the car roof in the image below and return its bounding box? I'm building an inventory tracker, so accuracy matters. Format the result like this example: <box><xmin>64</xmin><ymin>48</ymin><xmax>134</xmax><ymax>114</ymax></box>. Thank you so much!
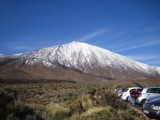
<box><xmin>128</xmin><ymin>87</ymin><xmax>142</xmax><ymax>89</ymax></box>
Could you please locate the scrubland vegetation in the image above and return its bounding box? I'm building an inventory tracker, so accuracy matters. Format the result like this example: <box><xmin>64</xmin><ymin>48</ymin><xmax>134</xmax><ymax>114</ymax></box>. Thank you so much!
<box><xmin>0</xmin><ymin>79</ymin><xmax>159</xmax><ymax>120</ymax></box>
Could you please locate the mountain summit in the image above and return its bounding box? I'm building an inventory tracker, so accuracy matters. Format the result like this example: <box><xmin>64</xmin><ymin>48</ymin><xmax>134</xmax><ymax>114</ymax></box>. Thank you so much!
<box><xmin>0</xmin><ymin>41</ymin><xmax>160</xmax><ymax>82</ymax></box>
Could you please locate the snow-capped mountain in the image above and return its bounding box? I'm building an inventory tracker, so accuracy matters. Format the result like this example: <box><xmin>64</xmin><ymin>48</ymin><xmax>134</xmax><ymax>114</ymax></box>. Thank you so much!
<box><xmin>22</xmin><ymin>41</ymin><xmax>160</xmax><ymax>74</ymax></box>
<box><xmin>0</xmin><ymin>41</ymin><xmax>160</xmax><ymax>82</ymax></box>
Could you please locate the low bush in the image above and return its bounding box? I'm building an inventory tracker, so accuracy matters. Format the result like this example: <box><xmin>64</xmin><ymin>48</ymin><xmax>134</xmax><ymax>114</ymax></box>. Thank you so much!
<box><xmin>0</xmin><ymin>89</ymin><xmax>43</xmax><ymax>120</ymax></box>
<box><xmin>45</xmin><ymin>103</ymin><xmax>70</xmax><ymax>120</ymax></box>
<box><xmin>69</xmin><ymin>87</ymin><xmax>146</xmax><ymax>120</ymax></box>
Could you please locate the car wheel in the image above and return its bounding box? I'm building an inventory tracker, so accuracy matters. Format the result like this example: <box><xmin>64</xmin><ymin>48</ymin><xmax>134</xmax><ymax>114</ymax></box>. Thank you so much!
<box><xmin>140</xmin><ymin>99</ymin><xmax>146</xmax><ymax>107</ymax></box>
<box><xmin>127</xmin><ymin>96</ymin><xmax>129</xmax><ymax>102</ymax></box>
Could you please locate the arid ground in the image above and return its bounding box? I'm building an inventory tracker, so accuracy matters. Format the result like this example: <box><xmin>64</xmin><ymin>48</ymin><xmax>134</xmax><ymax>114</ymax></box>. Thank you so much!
<box><xmin>1</xmin><ymin>79</ymin><xmax>160</xmax><ymax>120</ymax></box>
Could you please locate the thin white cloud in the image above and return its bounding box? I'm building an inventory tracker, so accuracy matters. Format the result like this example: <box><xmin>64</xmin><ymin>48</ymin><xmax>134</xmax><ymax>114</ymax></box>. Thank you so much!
<box><xmin>95</xmin><ymin>19</ymin><xmax>148</xmax><ymax>44</ymax></box>
<box><xmin>127</xmin><ymin>54</ymin><xmax>160</xmax><ymax>66</ymax></box>
<box><xmin>115</xmin><ymin>40</ymin><xmax>160</xmax><ymax>52</ymax></box>
<box><xmin>127</xmin><ymin>54</ymin><xmax>160</xmax><ymax>61</ymax></box>
<box><xmin>78</xmin><ymin>29</ymin><xmax>106</xmax><ymax>42</ymax></box>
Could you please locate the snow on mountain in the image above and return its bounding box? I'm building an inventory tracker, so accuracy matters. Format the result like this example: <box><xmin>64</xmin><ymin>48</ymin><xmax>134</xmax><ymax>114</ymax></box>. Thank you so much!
<box><xmin>0</xmin><ymin>54</ymin><xmax>7</xmax><ymax>58</ymax></box>
<box><xmin>0</xmin><ymin>53</ymin><xmax>23</xmax><ymax>58</ymax></box>
<box><xmin>13</xmin><ymin>53</ymin><xmax>23</xmax><ymax>56</ymax></box>
<box><xmin>151</xmin><ymin>66</ymin><xmax>160</xmax><ymax>74</ymax></box>
<box><xmin>0</xmin><ymin>54</ymin><xmax>4</xmax><ymax>57</ymax></box>
<box><xmin>21</xmin><ymin>41</ymin><xmax>160</xmax><ymax>75</ymax></box>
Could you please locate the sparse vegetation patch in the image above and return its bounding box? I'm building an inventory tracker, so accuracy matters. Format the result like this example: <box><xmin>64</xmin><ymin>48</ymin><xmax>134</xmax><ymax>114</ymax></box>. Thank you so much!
<box><xmin>0</xmin><ymin>79</ymin><xmax>159</xmax><ymax>120</ymax></box>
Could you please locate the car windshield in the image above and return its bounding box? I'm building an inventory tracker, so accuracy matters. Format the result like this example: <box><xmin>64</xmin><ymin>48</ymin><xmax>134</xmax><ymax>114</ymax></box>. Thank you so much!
<box><xmin>122</xmin><ymin>88</ymin><xmax>127</xmax><ymax>92</ymax></box>
<box><xmin>123</xmin><ymin>88</ymin><xmax>129</xmax><ymax>92</ymax></box>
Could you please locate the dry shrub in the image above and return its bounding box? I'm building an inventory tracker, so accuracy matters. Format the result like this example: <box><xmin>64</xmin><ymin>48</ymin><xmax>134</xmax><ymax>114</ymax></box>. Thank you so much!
<box><xmin>70</xmin><ymin>100</ymin><xmax>84</xmax><ymax>114</ymax></box>
<box><xmin>81</xmin><ymin>93</ymin><xmax>97</xmax><ymax>110</ymax></box>
<box><xmin>70</xmin><ymin>87</ymin><xmax>128</xmax><ymax>115</ymax></box>
<box><xmin>70</xmin><ymin>106</ymin><xmax>146</xmax><ymax>120</ymax></box>
<box><xmin>69</xmin><ymin>106</ymin><xmax>116</xmax><ymax>120</ymax></box>
<box><xmin>46</xmin><ymin>103</ymin><xmax>70</xmax><ymax>120</ymax></box>
<box><xmin>83</xmin><ymin>107</ymin><xmax>110</xmax><ymax>116</ymax></box>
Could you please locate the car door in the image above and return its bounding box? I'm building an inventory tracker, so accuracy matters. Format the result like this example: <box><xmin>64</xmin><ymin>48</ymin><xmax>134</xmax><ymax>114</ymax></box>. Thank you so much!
<box><xmin>155</xmin><ymin>88</ymin><xmax>160</xmax><ymax>97</ymax></box>
<box><xmin>146</xmin><ymin>88</ymin><xmax>160</xmax><ymax>99</ymax></box>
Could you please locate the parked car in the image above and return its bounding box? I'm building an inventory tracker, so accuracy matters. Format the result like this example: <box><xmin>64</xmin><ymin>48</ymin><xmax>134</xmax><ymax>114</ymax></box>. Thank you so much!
<box><xmin>147</xmin><ymin>96</ymin><xmax>160</xmax><ymax>102</ymax></box>
<box><xmin>142</xmin><ymin>96</ymin><xmax>160</xmax><ymax>119</ymax></box>
<box><xmin>121</xmin><ymin>87</ymin><xmax>142</xmax><ymax>101</ymax></box>
<box><xmin>117</xmin><ymin>88</ymin><xmax>127</xmax><ymax>97</ymax></box>
<box><xmin>114</xmin><ymin>88</ymin><xmax>119</xmax><ymax>93</ymax></box>
<box><xmin>136</xmin><ymin>87</ymin><xmax>160</xmax><ymax>106</ymax></box>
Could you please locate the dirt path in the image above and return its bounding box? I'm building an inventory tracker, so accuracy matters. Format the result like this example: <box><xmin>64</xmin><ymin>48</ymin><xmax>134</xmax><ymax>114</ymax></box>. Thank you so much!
<box><xmin>130</xmin><ymin>106</ymin><xmax>148</xmax><ymax>118</ymax></box>
<box><xmin>130</xmin><ymin>106</ymin><xmax>158</xmax><ymax>120</ymax></box>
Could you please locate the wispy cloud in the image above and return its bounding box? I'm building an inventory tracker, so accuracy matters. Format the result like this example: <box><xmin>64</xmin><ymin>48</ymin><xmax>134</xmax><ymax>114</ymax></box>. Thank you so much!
<box><xmin>102</xmin><ymin>19</ymin><xmax>160</xmax><ymax>52</ymax></box>
<box><xmin>78</xmin><ymin>29</ymin><xmax>106</xmax><ymax>42</ymax></box>
<box><xmin>127</xmin><ymin>54</ymin><xmax>160</xmax><ymax>61</ymax></box>
<box><xmin>94</xmin><ymin>19</ymin><xmax>148</xmax><ymax>44</ymax></box>
<box><xmin>127</xmin><ymin>54</ymin><xmax>160</xmax><ymax>66</ymax></box>
<box><xmin>115</xmin><ymin>40</ymin><xmax>160</xmax><ymax>52</ymax></box>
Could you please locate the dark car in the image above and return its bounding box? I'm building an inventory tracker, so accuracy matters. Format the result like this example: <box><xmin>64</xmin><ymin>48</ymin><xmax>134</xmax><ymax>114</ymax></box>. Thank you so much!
<box><xmin>142</xmin><ymin>96</ymin><xmax>160</xmax><ymax>119</ymax></box>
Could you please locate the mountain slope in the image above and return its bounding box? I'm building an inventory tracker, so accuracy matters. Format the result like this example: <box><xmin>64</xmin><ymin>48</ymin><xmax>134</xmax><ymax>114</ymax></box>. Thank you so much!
<box><xmin>0</xmin><ymin>41</ymin><xmax>160</xmax><ymax>82</ymax></box>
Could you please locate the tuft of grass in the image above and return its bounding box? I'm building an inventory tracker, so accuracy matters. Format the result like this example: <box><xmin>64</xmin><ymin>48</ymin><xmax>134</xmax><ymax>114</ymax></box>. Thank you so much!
<box><xmin>70</xmin><ymin>106</ymin><xmax>146</xmax><ymax>120</ymax></box>
<box><xmin>70</xmin><ymin>106</ymin><xmax>116</xmax><ymax>120</ymax></box>
<box><xmin>45</xmin><ymin>103</ymin><xmax>70</xmax><ymax>120</ymax></box>
<box><xmin>82</xmin><ymin>107</ymin><xmax>110</xmax><ymax>116</ymax></box>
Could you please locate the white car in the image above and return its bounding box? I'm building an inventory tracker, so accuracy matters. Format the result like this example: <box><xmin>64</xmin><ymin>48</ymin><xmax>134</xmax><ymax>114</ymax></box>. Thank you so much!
<box><xmin>136</xmin><ymin>87</ymin><xmax>160</xmax><ymax>106</ymax></box>
<box><xmin>117</xmin><ymin>88</ymin><xmax>127</xmax><ymax>97</ymax></box>
<box><xmin>121</xmin><ymin>87</ymin><xmax>142</xmax><ymax>101</ymax></box>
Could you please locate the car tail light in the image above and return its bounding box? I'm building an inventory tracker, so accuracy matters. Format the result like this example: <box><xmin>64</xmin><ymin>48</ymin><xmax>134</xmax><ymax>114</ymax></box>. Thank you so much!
<box><xmin>138</xmin><ymin>93</ymin><xmax>142</xmax><ymax>97</ymax></box>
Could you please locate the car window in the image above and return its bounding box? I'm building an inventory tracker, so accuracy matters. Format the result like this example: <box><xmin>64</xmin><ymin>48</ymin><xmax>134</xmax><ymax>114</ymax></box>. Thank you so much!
<box><xmin>137</xmin><ymin>89</ymin><xmax>142</xmax><ymax>92</ymax></box>
<box><xmin>147</xmin><ymin>88</ymin><xmax>160</xmax><ymax>93</ymax></box>
<box><xmin>123</xmin><ymin>88</ymin><xmax>128</xmax><ymax>92</ymax></box>
<box><xmin>122</xmin><ymin>88</ymin><xmax>126</xmax><ymax>92</ymax></box>
<box><xmin>147</xmin><ymin>88</ymin><xmax>154</xmax><ymax>93</ymax></box>
<box><xmin>157</xmin><ymin>88</ymin><xmax>160</xmax><ymax>94</ymax></box>
<box><xmin>154</xmin><ymin>88</ymin><xmax>160</xmax><ymax>93</ymax></box>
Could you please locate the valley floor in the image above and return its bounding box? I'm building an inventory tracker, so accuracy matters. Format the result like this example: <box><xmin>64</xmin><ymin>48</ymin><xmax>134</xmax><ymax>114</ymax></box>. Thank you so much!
<box><xmin>0</xmin><ymin>79</ymin><xmax>160</xmax><ymax>120</ymax></box>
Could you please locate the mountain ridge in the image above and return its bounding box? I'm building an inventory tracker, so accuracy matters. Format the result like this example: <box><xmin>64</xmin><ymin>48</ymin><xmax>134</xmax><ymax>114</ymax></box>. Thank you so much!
<box><xmin>0</xmin><ymin>41</ymin><xmax>160</xmax><ymax>81</ymax></box>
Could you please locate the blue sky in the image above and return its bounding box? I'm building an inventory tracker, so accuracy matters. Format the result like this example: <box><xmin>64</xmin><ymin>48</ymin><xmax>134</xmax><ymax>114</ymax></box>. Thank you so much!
<box><xmin>0</xmin><ymin>0</ymin><xmax>160</xmax><ymax>66</ymax></box>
